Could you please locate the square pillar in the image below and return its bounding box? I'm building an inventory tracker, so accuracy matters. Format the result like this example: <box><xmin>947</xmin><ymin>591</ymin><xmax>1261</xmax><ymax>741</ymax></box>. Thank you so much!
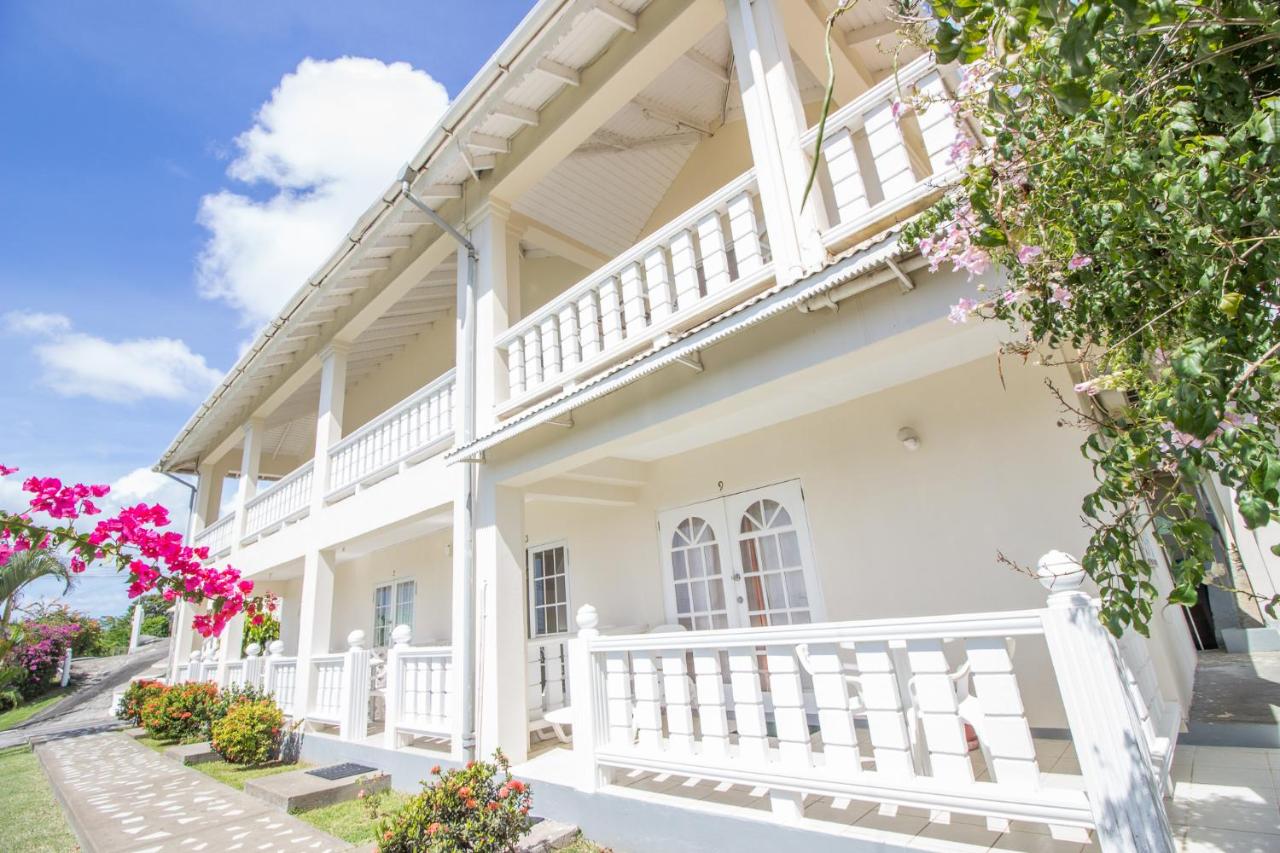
<box><xmin>234</xmin><ymin>417</ymin><xmax>264</xmax><ymax>544</ymax></box>
<box><xmin>294</xmin><ymin>547</ymin><xmax>338</xmax><ymax>719</ymax></box>
<box><xmin>467</xmin><ymin>199</ymin><xmax>519</xmax><ymax>431</ymax></box>
<box><xmin>725</xmin><ymin>0</ymin><xmax>829</xmax><ymax>284</ymax></box>
<box><xmin>312</xmin><ymin>343</ymin><xmax>349</xmax><ymax>510</ymax></box>
<box><xmin>474</xmin><ymin>475</ymin><xmax>528</xmax><ymax>762</ymax></box>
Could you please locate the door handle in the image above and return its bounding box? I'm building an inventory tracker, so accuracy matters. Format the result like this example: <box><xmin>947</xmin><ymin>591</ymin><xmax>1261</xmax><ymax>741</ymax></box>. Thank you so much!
<box><xmin>732</xmin><ymin>573</ymin><xmax>742</xmax><ymax>581</ymax></box>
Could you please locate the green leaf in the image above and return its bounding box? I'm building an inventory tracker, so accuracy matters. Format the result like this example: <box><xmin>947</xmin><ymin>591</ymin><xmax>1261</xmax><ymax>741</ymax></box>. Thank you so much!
<box><xmin>1240</xmin><ymin>494</ymin><xmax>1271</xmax><ymax>529</ymax></box>
<box><xmin>1219</xmin><ymin>292</ymin><xmax>1243</xmax><ymax>318</ymax></box>
<box><xmin>1050</xmin><ymin>81</ymin><xmax>1091</xmax><ymax>115</ymax></box>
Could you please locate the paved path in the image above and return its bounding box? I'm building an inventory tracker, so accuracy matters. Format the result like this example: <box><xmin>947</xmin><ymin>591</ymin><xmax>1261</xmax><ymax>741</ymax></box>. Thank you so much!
<box><xmin>36</xmin><ymin>732</ymin><xmax>352</xmax><ymax>852</ymax></box>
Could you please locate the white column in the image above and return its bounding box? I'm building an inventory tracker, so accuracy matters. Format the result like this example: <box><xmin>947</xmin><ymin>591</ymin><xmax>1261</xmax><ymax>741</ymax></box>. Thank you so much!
<box><xmin>339</xmin><ymin>630</ymin><xmax>371</xmax><ymax>741</ymax></box>
<box><xmin>171</xmin><ymin>465</ymin><xmax>216</xmax><ymax>681</ymax></box>
<box><xmin>569</xmin><ymin>604</ymin><xmax>608</xmax><ymax>792</ymax></box>
<box><xmin>383</xmin><ymin>624</ymin><xmax>412</xmax><ymax>750</ymax></box>
<box><xmin>234</xmin><ymin>417</ymin><xmax>264</xmax><ymax>543</ymax></box>
<box><xmin>724</xmin><ymin>0</ymin><xmax>828</xmax><ymax>285</ymax></box>
<box><xmin>469</xmin><ymin>199</ymin><xmax>518</xmax><ymax>428</ymax></box>
<box><xmin>127</xmin><ymin>602</ymin><xmax>144</xmax><ymax>654</ymax></box>
<box><xmin>295</xmin><ymin>548</ymin><xmax>337</xmax><ymax>720</ymax></box>
<box><xmin>473</xmin><ymin>476</ymin><xmax>528</xmax><ymax>762</ymax></box>
<box><xmin>311</xmin><ymin>342</ymin><xmax>349</xmax><ymax>510</ymax></box>
<box><xmin>1038</xmin><ymin>551</ymin><xmax>1176</xmax><ymax>853</ymax></box>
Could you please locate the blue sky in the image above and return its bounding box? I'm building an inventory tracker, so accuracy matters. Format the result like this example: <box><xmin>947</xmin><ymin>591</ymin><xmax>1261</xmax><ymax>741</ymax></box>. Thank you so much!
<box><xmin>0</xmin><ymin>0</ymin><xmax>532</xmax><ymax>617</ymax></box>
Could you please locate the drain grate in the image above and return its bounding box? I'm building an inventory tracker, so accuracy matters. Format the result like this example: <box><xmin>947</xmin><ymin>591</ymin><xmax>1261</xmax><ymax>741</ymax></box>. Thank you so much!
<box><xmin>306</xmin><ymin>762</ymin><xmax>377</xmax><ymax>781</ymax></box>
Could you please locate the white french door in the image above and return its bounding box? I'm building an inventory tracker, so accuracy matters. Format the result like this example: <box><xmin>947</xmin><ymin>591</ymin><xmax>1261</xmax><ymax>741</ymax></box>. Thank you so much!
<box><xmin>658</xmin><ymin>480</ymin><xmax>823</xmax><ymax>630</ymax></box>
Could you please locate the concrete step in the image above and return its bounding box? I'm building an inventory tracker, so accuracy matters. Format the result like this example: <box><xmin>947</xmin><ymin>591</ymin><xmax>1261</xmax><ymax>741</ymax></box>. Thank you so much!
<box><xmin>164</xmin><ymin>741</ymin><xmax>220</xmax><ymax>765</ymax></box>
<box><xmin>520</xmin><ymin>818</ymin><xmax>580</xmax><ymax>852</ymax></box>
<box><xmin>244</xmin><ymin>764</ymin><xmax>391</xmax><ymax>811</ymax></box>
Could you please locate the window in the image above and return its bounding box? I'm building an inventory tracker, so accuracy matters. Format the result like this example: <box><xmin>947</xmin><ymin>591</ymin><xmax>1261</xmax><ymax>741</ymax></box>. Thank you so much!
<box><xmin>669</xmin><ymin>516</ymin><xmax>730</xmax><ymax>631</ymax></box>
<box><xmin>528</xmin><ymin>544</ymin><xmax>570</xmax><ymax>637</ymax></box>
<box><xmin>737</xmin><ymin>498</ymin><xmax>811</xmax><ymax>626</ymax></box>
<box><xmin>374</xmin><ymin>579</ymin><xmax>416</xmax><ymax>647</ymax></box>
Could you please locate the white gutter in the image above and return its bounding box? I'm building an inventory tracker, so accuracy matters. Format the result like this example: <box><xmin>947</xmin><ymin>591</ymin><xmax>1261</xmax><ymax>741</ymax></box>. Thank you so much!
<box><xmin>447</xmin><ymin>230</ymin><xmax>925</xmax><ymax>463</ymax></box>
<box><xmin>156</xmin><ymin>0</ymin><xmax>581</xmax><ymax>473</ymax></box>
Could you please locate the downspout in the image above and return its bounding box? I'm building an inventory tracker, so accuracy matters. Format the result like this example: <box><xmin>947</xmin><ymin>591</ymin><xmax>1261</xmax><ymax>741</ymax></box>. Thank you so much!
<box><xmin>399</xmin><ymin>166</ymin><xmax>480</xmax><ymax>762</ymax></box>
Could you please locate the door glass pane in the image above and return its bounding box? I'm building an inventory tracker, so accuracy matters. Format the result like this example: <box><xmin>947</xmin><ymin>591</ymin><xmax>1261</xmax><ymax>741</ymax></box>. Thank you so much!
<box><xmin>779</xmin><ymin>530</ymin><xmax>801</xmax><ymax>566</ymax></box>
<box><xmin>395</xmin><ymin>580</ymin><xmax>415</xmax><ymax>629</ymax></box>
<box><xmin>529</xmin><ymin>545</ymin><xmax>570</xmax><ymax>637</ymax></box>
<box><xmin>667</xmin><ymin>515</ymin><xmax>730</xmax><ymax>632</ymax></box>
<box><xmin>736</xmin><ymin>497</ymin><xmax>812</xmax><ymax>627</ymax></box>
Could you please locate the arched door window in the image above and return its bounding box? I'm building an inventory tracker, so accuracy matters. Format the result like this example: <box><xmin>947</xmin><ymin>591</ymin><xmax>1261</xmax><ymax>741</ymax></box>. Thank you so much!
<box><xmin>735</xmin><ymin>498</ymin><xmax>811</xmax><ymax>626</ymax></box>
<box><xmin>669</xmin><ymin>516</ymin><xmax>731</xmax><ymax>631</ymax></box>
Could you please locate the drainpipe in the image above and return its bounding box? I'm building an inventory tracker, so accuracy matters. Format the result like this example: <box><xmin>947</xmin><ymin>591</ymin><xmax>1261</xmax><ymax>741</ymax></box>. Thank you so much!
<box><xmin>398</xmin><ymin>165</ymin><xmax>480</xmax><ymax>762</ymax></box>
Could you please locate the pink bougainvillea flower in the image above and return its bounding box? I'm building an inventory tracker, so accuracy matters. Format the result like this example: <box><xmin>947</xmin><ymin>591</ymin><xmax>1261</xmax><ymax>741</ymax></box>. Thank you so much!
<box><xmin>948</xmin><ymin>298</ymin><xmax>977</xmax><ymax>324</ymax></box>
<box><xmin>1049</xmin><ymin>286</ymin><xmax>1073</xmax><ymax>308</ymax></box>
<box><xmin>0</xmin><ymin>464</ymin><xmax>18</xmax><ymax>476</ymax></box>
<box><xmin>1067</xmin><ymin>254</ymin><xmax>1093</xmax><ymax>270</ymax></box>
<box><xmin>1016</xmin><ymin>244</ymin><xmax>1043</xmax><ymax>264</ymax></box>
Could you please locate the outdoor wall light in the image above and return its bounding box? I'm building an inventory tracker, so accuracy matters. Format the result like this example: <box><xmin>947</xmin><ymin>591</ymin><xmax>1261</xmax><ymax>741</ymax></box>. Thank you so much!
<box><xmin>897</xmin><ymin>427</ymin><xmax>921</xmax><ymax>451</ymax></box>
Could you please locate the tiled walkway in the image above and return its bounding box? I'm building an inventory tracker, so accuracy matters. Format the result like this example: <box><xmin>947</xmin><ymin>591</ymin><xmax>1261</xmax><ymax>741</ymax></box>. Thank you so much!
<box><xmin>36</xmin><ymin>732</ymin><xmax>350</xmax><ymax>852</ymax></box>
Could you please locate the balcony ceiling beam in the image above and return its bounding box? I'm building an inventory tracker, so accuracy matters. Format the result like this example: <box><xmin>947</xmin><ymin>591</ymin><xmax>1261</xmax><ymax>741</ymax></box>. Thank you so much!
<box><xmin>680</xmin><ymin>49</ymin><xmax>730</xmax><ymax>84</ymax></box>
<box><xmin>509</xmin><ymin>211</ymin><xmax>611</xmax><ymax>271</ymax></box>
<box><xmin>846</xmin><ymin>19</ymin><xmax>897</xmax><ymax>46</ymax></box>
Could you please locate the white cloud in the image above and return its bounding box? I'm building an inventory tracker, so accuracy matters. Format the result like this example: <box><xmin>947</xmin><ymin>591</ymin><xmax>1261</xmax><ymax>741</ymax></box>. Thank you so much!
<box><xmin>4</xmin><ymin>310</ymin><xmax>222</xmax><ymax>403</ymax></box>
<box><xmin>196</xmin><ymin>57</ymin><xmax>450</xmax><ymax>325</ymax></box>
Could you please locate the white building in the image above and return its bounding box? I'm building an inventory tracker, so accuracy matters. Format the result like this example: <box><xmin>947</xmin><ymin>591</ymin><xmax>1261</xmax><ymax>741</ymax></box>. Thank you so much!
<box><xmin>157</xmin><ymin>2</ymin><xmax>1280</xmax><ymax>849</ymax></box>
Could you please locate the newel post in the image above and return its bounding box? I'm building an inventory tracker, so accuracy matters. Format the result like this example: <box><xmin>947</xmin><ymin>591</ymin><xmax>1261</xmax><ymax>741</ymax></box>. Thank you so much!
<box><xmin>243</xmin><ymin>643</ymin><xmax>264</xmax><ymax>690</ymax></box>
<box><xmin>188</xmin><ymin>650</ymin><xmax>202</xmax><ymax>683</ymax></box>
<box><xmin>339</xmin><ymin>630</ymin><xmax>370</xmax><ymax>741</ymax></box>
<box><xmin>568</xmin><ymin>604</ymin><xmax>607</xmax><ymax>792</ymax></box>
<box><xmin>1037</xmin><ymin>551</ymin><xmax>1175</xmax><ymax>853</ymax></box>
<box><xmin>384</xmin><ymin>624</ymin><xmax>412</xmax><ymax>750</ymax></box>
<box><xmin>263</xmin><ymin>640</ymin><xmax>285</xmax><ymax>709</ymax></box>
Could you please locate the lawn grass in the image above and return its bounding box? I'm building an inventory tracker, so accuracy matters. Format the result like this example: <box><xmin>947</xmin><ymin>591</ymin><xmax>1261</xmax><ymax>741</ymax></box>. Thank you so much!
<box><xmin>0</xmin><ymin>745</ymin><xmax>78</xmax><ymax>852</ymax></box>
<box><xmin>294</xmin><ymin>789</ymin><xmax>410</xmax><ymax>843</ymax></box>
<box><xmin>558</xmin><ymin>836</ymin><xmax>613</xmax><ymax>853</ymax></box>
<box><xmin>0</xmin><ymin>687</ymin><xmax>72</xmax><ymax>731</ymax></box>
<box><xmin>191</xmin><ymin>758</ymin><xmax>305</xmax><ymax>790</ymax></box>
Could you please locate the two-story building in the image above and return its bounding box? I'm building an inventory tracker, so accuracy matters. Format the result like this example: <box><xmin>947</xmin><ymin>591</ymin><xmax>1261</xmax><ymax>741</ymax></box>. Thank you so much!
<box><xmin>155</xmin><ymin>1</ymin><xmax>1280</xmax><ymax>849</ymax></box>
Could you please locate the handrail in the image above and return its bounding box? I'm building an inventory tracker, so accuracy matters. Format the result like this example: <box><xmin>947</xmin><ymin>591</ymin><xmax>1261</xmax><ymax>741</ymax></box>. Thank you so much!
<box><xmin>193</xmin><ymin>514</ymin><xmax>234</xmax><ymax>556</ymax></box>
<box><xmin>242</xmin><ymin>459</ymin><xmax>314</xmax><ymax>539</ymax></box>
<box><xmin>243</xmin><ymin>460</ymin><xmax>313</xmax><ymax>514</ymax></box>
<box><xmin>495</xmin><ymin>170</ymin><xmax>759</xmax><ymax>349</ymax></box>
<box><xmin>327</xmin><ymin>369</ymin><xmax>457</xmax><ymax>461</ymax></box>
<box><xmin>799</xmin><ymin>54</ymin><xmax>938</xmax><ymax>148</ymax></box>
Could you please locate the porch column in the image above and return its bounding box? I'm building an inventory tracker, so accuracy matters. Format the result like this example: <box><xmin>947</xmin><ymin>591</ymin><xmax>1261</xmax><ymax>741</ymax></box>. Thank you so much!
<box><xmin>473</xmin><ymin>476</ymin><xmax>527</xmax><ymax>762</ymax></box>
<box><xmin>469</xmin><ymin>198</ymin><xmax>519</xmax><ymax>428</ymax></box>
<box><xmin>724</xmin><ymin>0</ymin><xmax>829</xmax><ymax>285</ymax></box>
<box><xmin>171</xmin><ymin>464</ymin><xmax>215</xmax><ymax>681</ymax></box>
<box><xmin>294</xmin><ymin>547</ymin><xmax>338</xmax><ymax>719</ymax></box>
<box><xmin>311</xmin><ymin>342</ymin><xmax>349</xmax><ymax>510</ymax></box>
<box><xmin>233</xmin><ymin>417</ymin><xmax>264</xmax><ymax>544</ymax></box>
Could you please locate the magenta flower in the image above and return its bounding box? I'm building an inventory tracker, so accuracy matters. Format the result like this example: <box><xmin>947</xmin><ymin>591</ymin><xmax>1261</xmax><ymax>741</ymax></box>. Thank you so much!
<box><xmin>1016</xmin><ymin>244</ymin><xmax>1043</xmax><ymax>264</ymax></box>
<box><xmin>1067</xmin><ymin>254</ymin><xmax>1093</xmax><ymax>270</ymax></box>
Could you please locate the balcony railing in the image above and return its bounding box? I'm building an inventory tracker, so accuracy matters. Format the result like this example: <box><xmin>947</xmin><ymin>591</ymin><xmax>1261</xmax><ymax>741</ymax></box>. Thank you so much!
<box><xmin>803</xmin><ymin>56</ymin><xmax>967</xmax><ymax>250</ymax></box>
<box><xmin>241</xmin><ymin>461</ymin><xmax>314</xmax><ymax>543</ymax></box>
<box><xmin>192</xmin><ymin>513</ymin><xmax>234</xmax><ymax>559</ymax></box>
<box><xmin>495</xmin><ymin>171</ymin><xmax>770</xmax><ymax>413</ymax></box>
<box><xmin>326</xmin><ymin>370</ymin><xmax>456</xmax><ymax>501</ymax></box>
<box><xmin>384</xmin><ymin>628</ymin><xmax>453</xmax><ymax>749</ymax></box>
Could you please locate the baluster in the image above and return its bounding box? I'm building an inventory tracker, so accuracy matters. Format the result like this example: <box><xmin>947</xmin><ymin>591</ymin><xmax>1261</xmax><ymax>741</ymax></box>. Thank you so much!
<box><xmin>804</xmin><ymin>643</ymin><xmax>861</xmax><ymax>773</ymax></box>
<box><xmin>430</xmin><ymin>657</ymin><xmax>446</xmax><ymax>722</ymax></box>
<box><xmin>539</xmin><ymin>317</ymin><xmax>561</xmax><ymax>384</ymax></box>
<box><xmin>669</xmin><ymin>230</ymin><xmax>700</xmax><ymax>310</ymax></box>
<box><xmin>597</xmin><ymin>279</ymin><xmax>625</xmax><ymax>351</ymax></box>
<box><xmin>692</xmin><ymin>649</ymin><xmax>729</xmax><ymax>758</ymax></box>
<box><xmin>767</xmin><ymin>645</ymin><xmax>811</xmax><ymax>768</ymax></box>
<box><xmin>643</xmin><ymin>248</ymin><xmax>674</xmax><ymax>323</ymax></box>
<box><xmin>604</xmin><ymin>651</ymin><xmax>634</xmax><ymax>748</ymax></box>
<box><xmin>557</xmin><ymin>304</ymin><xmax>580</xmax><ymax>372</ymax></box>
<box><xmin>632</xmin><ymin>652</ymin><xmax>663</xmax><ymax>751</ymax></box>
<box><xmin>659</xmin><ymin>649</ymin><xmax>694</xmax><ymax>754</ymax></box>
<box><xmin>546</xmin><ymin>642</ymin><xmax>567</xmax><ymax>709</ymax></box>
<box><xmin>865</xmin><ymin>98</ymin><xmax>916</xmax><ymax>200</ymax></box>
<box><xmin>522</xmin><ymin>328</ymin><xmax>543</xmax><ymax>389</ymax></box>
<box><xmin>507</xmin><ymin>337</ymin><xmax>526</xmax><ymax>397</ymax></box>
<box><xmin>696</xmin><ymin>211</ymin><xmax>730</xmax><ymax>294</ymax></box>
<box><xmin>821</xmin><ymin>127</ymin><xmax>870</xmax><ymax>222</ymax></box>
<box><xmin>726</xmin><ymin>191</ymin><xmax>763</xmax><ymax>277</ymax></box>
<box><xmin>618</xmin><ymin>263</ymin><xmax>647</xmax><ymax>336</ymax></box>
<box><xmin>964</xmin><ymin>637</ymin><xmax>1038</xmax><ymax>790</ymax></box>
<box><xmin>576</xmin><ymin>292</ymin><xmax>602</xmax><ymax>360</ymax></box>
<box><xmin>913</xmin><ymin>72</ymin><xmax>960</xmax><ymax>175</ymax></box>
<box><xmin>906</xmin><ymin>639</ymin><xmax>973</xmax><ymax>823</ymax></box>
<box><xmin>384</xmin><ymin>626</ymin><xmax>409</xmax><ymax>748</ymax></box>
<box><xmin>853</xmin><ymin>641</ymin><xmax>915</xmax><ymax>779</ymax></box>
<box><xmin>727</xmin><ymin>648</ymin><xmax>768</xmax><ymax>763</ymax></box>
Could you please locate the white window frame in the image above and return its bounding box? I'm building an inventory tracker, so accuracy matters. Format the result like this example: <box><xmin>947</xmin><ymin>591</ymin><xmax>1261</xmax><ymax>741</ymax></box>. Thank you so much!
<box><xmin>373</xmin><ymin>578</ymin><xmax>416</xmax><ymax>648</ymax></box>
<box><xmin>526</xmin><ymin>540</ymin><xmax>572</xmax><ymax>638</ymax></box>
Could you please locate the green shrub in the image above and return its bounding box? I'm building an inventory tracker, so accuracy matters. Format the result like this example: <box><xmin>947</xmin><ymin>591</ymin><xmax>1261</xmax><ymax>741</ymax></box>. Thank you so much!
<box><xmin>210</xmin><ymin>698</ymin><xmax>284</xmax><ymax>765</ymax></box>
<box><xmin>377</xmin><ymin>751</ymin><xmax>532</xmax><ymax>852</ymax></box>
<box><xmin>141</xmin><ymin>682</ymin><xmax>219</xmax><ymax>742</ymax></box>
<box><xmin>117</xmin><ymin>679</ymin><xmax>166</xmax><ymax>726</ymax></box>
<box><xmin>214</xmin><ymin>682</ymin><xmax>272</xmax><ymax>719</ymax></box>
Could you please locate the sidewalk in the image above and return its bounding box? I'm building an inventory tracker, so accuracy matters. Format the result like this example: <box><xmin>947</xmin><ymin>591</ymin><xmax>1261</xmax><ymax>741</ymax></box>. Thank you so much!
<box><xmin>36</xmin><ymin>731</ymin><xmax>352</xmax><ymax>852</ymax></box>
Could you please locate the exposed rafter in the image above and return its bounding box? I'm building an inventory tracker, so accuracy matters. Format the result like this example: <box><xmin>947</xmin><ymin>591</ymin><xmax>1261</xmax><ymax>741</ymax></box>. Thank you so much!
<box><xmin>587</xmin><ymin>0</ymin><xmax>637</xmax><ymax>33</ymax></box>
<box><xmin>493</xmin><ymin>102</ymin><xmax>540</xmax><ymax>127</ymax></box>
<box><xmin>533</xmin><ymin>58</ymin><xmax>580</xmax><ymax>87</ymax></box>
<box><xmin>633</xmin><ymin>96</ymin><xmax>713</xmax><ymax>135</ymax></box>
<box><xmin>469</xmin><ymin>132</ymin><xmax>511</xmax><ymax>155</ymax></box>
<box><xmin>845</xmin><ymin>19</ymin><xmax>897</xmax><ymax>46</ymax></box>
<box><xmin>680</xmin><ymin>49</ymin><xmax>729</xmax><ymax>84</ymax></box>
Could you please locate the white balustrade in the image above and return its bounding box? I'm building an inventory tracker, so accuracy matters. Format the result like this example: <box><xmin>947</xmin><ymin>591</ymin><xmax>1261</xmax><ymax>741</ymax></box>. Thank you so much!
<box><xmin>242</xmin><ymin>461</ymin><xmax>314</xmax><ymax>542</ymax></box>
<box><xmin>263</xmin><ymin>640</ymin><xmax>298</xmax><ymax>716</ymax></box>
<box><xmin>527</xmin><ymin>637</ymin><xmax>570</xmax><ymax>727</ymax></box>
<box><xmin>567</xmin><ymin>552</ymin><xmax>1175</xmax><ymax>849</ymax></box>
<box><xmin>223</xmin><ymin>660</ymin><xmax>245</xmax><ymax>687</ymax></box>
<box><xmin>187</xmin><ymin>650</ymin><xmax>205</xmax><ymax>683</ymax></box>
<box><xmin>326</xmin><ymin>371</ymin><xmax>456</xmax><ymax>500</ymax></box>
<box><xmin>174</xmin><ymin>663</ymin><xmax>189</xmax><ymax>683</ymax></box>
<box><xmin>307</xmin><ymin>654</ymin><xmax>346</xmax><ymax>726</ymax></box>
<box><xmin>802</xmin><ymin>56</ymin><xmax>971</xmax><ymax>249</ymax></box>
<box><xmin>192</xmin><ymin>514</ymin><xmax>235</xmax><ymax>560</ymax></box>
<box><xmin>495</xmin><ymin>173</ymin><xmax>770</xmax><ymax>410</ymax></box>
<box><xmin>242</xmin><ymin>642</ymin><xmax>265</xmax><ymax>690</ymax></box>
<box><xmin>384</xmin><ymin>625</ymin><xmax>453</xmax><ymax>749</ymax></box>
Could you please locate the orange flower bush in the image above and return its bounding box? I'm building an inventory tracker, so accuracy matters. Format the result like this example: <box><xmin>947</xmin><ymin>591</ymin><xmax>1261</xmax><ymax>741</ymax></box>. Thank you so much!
<box><xmin>377</xmin><ymin>751</ymin><xmax>531</xmax><ymax>852</ymax></box>
<box><xmin>116</xmin><ymin>678</ymin><xmax>166</xmax><ymax>726</ymax></box>
<box><xmin>140</xmin><ymin>682</ymin><xmax>219</xmax><ymax>742</ymax></box>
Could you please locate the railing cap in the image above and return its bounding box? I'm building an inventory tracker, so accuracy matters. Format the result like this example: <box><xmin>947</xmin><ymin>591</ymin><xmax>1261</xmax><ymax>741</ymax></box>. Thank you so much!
<box><xmin>347</xmin><ymin>629</ymin><xmax>367</xmax><ymax>650</ymax></box>
<box><xmin>1037</xmin><ymin>550</ymin><xmax>1087</xmax><ymax>593</ymax></box>
<box><xmin>189</xmin><ymin>650</ymin><xmax>201</xmax><ymax>662</ymax></box>
<box><xmin>391</xmin><ymin>624</ymin><xmax>413</xmax><ymax>647</ymax></box>
<box><xmin>576</xmin><ymin>603</ymin><xmax>599</xmax><ymax>633</ymax></box>
<box><xmin>267</xmin><ymin>639</ymin><xmax>285</xmax><ymax>656</ymax></box>
<box><xmin>245</xmin><ymin>642</ymin><xmax>262</xmax><ymax>657</ymax></box>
